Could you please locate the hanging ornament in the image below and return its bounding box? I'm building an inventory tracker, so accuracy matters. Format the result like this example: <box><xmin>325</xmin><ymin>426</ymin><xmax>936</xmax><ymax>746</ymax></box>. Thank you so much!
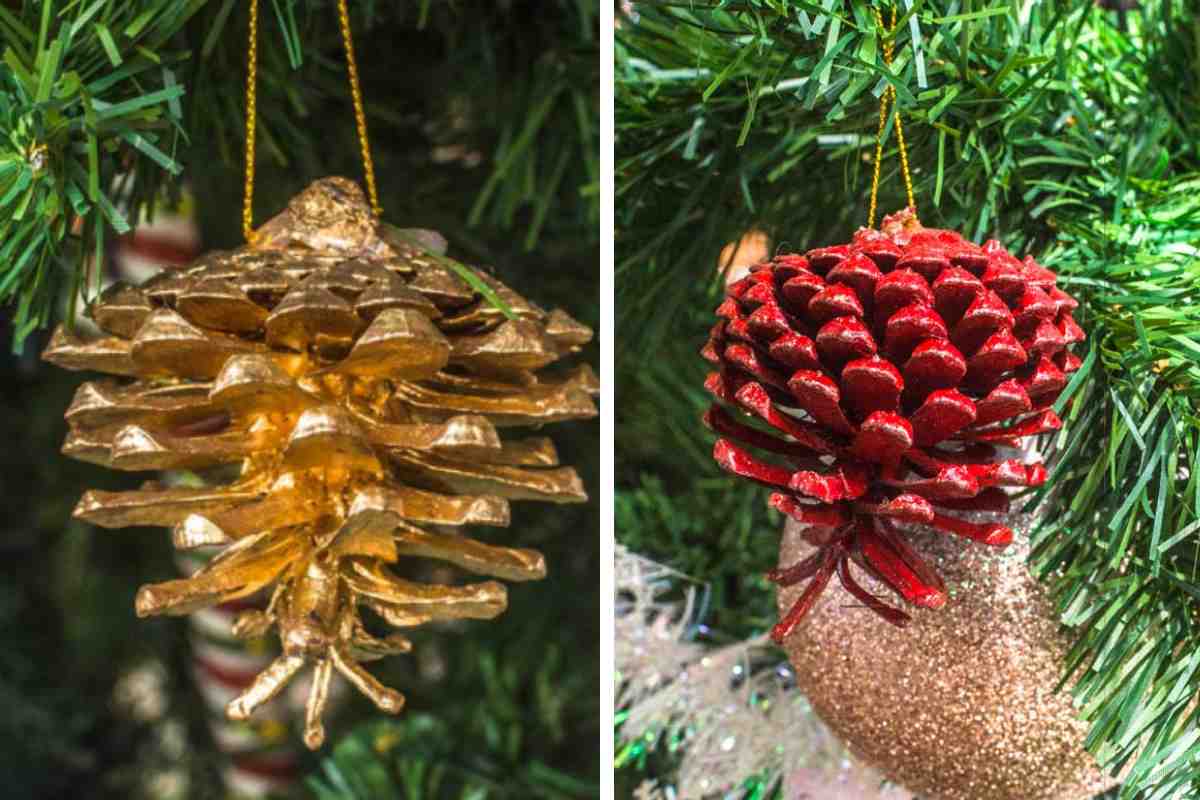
<box><xmin>43</xmin><ymin>176</ymin><xmax>598</xmax><ymax>748</ymax></box>
<box><xmin>43</xmin><ymin>0</ymin><xmax>598</xmax><ymax>750</ymax></box>
<box><xmin>702</xmin><ymin>3</ymin><xmax>1086</xmax><ymax>644</ymax></box>
<box><xmin>703</xmin><ymin>207</ymin><xmax>1084</xmax><ymax>641</ymax></box>
<box><xmin>777</xmin><ymin>516</ymin><xmax>1118</xmax><ymax>800</ymax></box>
<box><xmin>702</xmin><ymin>6</ymin><xmax>1096</xmax><ymax>797</ymax></box>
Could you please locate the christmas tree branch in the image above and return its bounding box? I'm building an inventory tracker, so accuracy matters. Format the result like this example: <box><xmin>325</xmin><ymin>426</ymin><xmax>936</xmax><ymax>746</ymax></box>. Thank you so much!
<box><xmin>0</xmin><ymin>1</ymin><xmax>189</xmax><ymax>342</ymax></box>
<box><xmin>0</xmin><ymin>0</ymin><xmax>598</xmax><ymax>347</ymax></box>
<box><xmin>617</xmin><ymin>1</ymin><xmax>1200</xmax><ymax>795</ymax></box>
<box><xmin>618</xmin><ymin>0</ymin><xmax>1120</xmax><ymax>353</ymax></box>
<box><xmin>1031</xmin><ymin>179</ymin><xmax>1200</xmax><ymax>797</ymax></box>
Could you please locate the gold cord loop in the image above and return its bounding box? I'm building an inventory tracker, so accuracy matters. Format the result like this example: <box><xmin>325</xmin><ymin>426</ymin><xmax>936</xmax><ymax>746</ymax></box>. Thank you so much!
<box><xmin>868</xmin><ymin>5</ymin><xmax>918</xmax><ymax>229</ymax></box>
<box><xmin>242</xmin><ymin>0</ymin><xmax>260</xmax><ymax>242</ymax></box>
<box><xmin>867</xmin><ymin>59</ymin><xmax>891</xmax><ymax>231</ymax></box>
<box><xmin>242</xmin><ymin>0</ymin><xmax>382</xmax><ymax>242</ymax></box>
<box><xmin>335</xmin><ymin>0</ymin><xmax>382</xmax><ymax>217</ymax></box>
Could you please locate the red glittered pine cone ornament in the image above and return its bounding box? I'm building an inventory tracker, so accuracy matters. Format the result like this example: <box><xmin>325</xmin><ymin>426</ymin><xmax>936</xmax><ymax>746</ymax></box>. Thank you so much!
<box><xmin>703</xmin><ymin>208</ymin><xmax>1085</xmax><ymax>643</ymax></box>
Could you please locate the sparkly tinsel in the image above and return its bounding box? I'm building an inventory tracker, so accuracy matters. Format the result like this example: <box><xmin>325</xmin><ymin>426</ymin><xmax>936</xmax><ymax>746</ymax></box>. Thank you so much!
<box><xmin>615</xmin><ymin>545</ymin><xmax>858</xmax><ymax>798</ymax></box>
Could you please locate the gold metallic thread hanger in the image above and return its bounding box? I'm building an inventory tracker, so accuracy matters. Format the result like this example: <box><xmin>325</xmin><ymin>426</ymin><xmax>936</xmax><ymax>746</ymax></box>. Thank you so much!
<box><xmin>242</xmin><ymin>0</ymin><xmax>382</xmax><ymax>242</ymax></box>
<box><xmin>867</xmin><ymin>4</ymin><xmax>917</xmax><ymax>229</ymax></box>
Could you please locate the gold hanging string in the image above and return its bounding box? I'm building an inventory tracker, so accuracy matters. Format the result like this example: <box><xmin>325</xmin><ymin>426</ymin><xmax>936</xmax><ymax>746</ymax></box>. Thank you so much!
<box><xmin>335</xmin><ymin>0</ymin><xmax>382</xmax><ymax>217</ymax></box>
<box><xmin>242</xmin><ymin>0</ymin><xmax>261</xmax><ymax>243</ymax></box>
<box><xmin>242</xmin><ymin>0</ymin><xmax>383</xmax><ymax>243</ymax></box>
<box><xmin>868</xmin><ymin>5</ymin><xmax>918</xmax><ymax>229</ymax></box>
<box><xmin>866</xmin><ymin>57</ymin><xmax>891</xmax><ymax>231</ymax></box>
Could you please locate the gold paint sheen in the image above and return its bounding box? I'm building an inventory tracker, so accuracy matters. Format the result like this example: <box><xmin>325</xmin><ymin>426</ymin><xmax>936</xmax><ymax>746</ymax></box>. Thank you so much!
<box><xmin>44</xmin><ymin>177</ymin><xmax>598</xmax><ymax>749</ymax></box>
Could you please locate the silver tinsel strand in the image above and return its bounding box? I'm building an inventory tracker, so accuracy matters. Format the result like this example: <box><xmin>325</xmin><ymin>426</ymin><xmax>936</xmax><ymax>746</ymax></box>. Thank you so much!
<box><xmin>615</xmin><ymin>545</ymin><xmax>879</xmax><ymax>798</ymax></box>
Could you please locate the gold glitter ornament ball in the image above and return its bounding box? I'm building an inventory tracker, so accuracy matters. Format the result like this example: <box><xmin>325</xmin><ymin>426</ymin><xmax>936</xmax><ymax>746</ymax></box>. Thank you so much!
<box><xmin>777</xmin><ymin>517</ymin><xmax>1118</xmax><ymax>800</ymax></box>
<box><xmin>44</xmin><ymin>177</ymin><xmax>598</xmax><ymax>749</ymax></box>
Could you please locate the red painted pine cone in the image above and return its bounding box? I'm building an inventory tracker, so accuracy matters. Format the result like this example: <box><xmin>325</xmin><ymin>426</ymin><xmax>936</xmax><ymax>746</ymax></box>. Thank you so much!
<box><xmin>703</xmin><ymin>209</ymin><xmax>1085</xmax><ymax>643</ymax></box>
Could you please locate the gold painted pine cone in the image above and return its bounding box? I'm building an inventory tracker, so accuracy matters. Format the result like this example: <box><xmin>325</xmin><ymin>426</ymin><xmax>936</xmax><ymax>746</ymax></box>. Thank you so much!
<box><xmin>44</xmin><ymin>177</ymin><xmax>598</xmax><ymax>749</ymax></box>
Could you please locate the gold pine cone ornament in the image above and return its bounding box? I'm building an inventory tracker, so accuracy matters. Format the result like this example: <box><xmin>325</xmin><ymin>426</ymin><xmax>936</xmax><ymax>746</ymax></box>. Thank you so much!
<box><xmin>45</xmin><ymin>177</ymin><xmax>598</xmax><ymax>749</ymax></box>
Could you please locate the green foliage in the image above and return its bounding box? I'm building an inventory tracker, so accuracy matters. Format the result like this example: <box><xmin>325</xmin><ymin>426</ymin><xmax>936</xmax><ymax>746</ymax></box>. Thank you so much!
<box><xmin>1030</xmin><ymin>184</ymin><xmax>1200</xmax><ymax>797</ymax></box>
<box><xmin>0</xmin><ymin>0</ymin><xmax>190</xmax><ymax>343</ymax></box>
<box><xmin>0</xmin><ymin>0</ymin><xmax>598</xmax><ymax>347</ymax></box>
<box><xmin>617</xmin><ymin>0</ymin><xmax>1200</xmax><ymax>796</ymax></box>
<box><xmin>308</xmin><ymin>710</ymin><xmax>598</xmax><ymax>800</ymax></box>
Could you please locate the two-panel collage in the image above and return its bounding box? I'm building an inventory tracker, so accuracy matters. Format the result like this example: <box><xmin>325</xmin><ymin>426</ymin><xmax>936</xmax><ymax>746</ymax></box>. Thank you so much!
<box><xmin>0</xmin><ymin>1</ymin><xmax>1195</xmax><ymax>799</ymax></box>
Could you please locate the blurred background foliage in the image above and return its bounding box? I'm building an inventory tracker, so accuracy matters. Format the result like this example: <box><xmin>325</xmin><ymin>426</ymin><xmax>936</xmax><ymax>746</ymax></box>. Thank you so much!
<box><xmin>616</xmin><ymin>0</ymin><xmax>1200</xmax><ymax>797</ymax></box>
<box><xmin>0</xmin><ymin>1</ymin><xmax>598</xmax><ymax>798</ymax></box>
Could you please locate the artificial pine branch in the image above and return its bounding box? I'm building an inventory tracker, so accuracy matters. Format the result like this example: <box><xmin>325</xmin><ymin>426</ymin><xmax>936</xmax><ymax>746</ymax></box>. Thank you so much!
<box><xmin>617</xmin><ymin>1</ymin><xmax>1200</xmax><ymax>796</ymax></box>
<box><xmin>0</xmin><ymin>0</ymin><xmax>598</xmax><ymax>348</ymax></box>
<box><xmin>1031</xmin><ymin>180</ymin><xmax>1200</xmax><ymax>796</ymax></box>
<box><xmin>0</xmin><ymin>1</ymin><xmax>188</xmax><ymax>344</ymax></box>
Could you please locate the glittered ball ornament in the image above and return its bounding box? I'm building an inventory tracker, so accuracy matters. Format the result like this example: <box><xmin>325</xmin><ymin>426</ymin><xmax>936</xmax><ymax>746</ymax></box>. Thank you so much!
<box><xmin>703</xmin><ymin>208</ymin><xmax>1099</xmax><ymax>799</ymax></box>
<box><xmin>703</xmin><ymin>208</ymin><xmax>1085</xmax><ymax>641</ymax></box>
<box><xmin>44</xmin><ymin>177</ymin><xmax>598</xmax><ymax>749</ymax></box>
<box><xmin>778</xmin><ymin>517</ymin><xmax>1117</xmax><ymax>800</ymax></box>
